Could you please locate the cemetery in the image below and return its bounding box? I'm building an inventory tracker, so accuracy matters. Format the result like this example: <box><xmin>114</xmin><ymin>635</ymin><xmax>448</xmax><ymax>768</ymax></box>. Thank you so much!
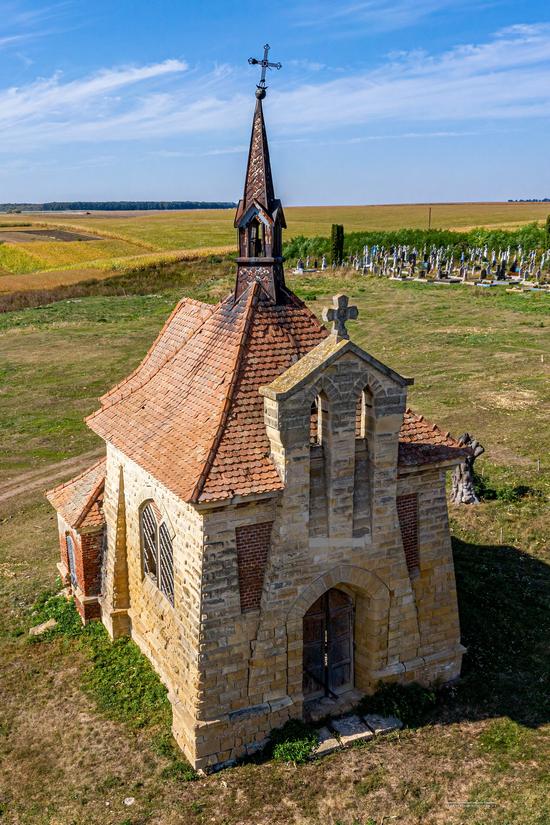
<box><xmin>294</xmin><ymin>226</ymin><xmax>550</xmax><ymax>292</ymax></box>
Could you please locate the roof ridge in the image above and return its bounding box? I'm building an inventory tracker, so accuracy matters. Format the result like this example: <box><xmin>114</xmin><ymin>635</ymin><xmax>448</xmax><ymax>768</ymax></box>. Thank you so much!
<box><xmin>189</xmin><ymin>281</ymin><xmax>261</xmax><ymax>503</ymax></box>
<box><xmin>88</xmin><ymin>298</ymin><xmax>217</xmax><ymax>423</ymax></box>
<box><xmin>46</xmin><ymin>456</ymin><xmax>106</xmax><ymax>499</ymax></box>
<box><xmin>98</xmin><ymin>297</ymin><xmax>215</xmax><ymax>411</ymax></box>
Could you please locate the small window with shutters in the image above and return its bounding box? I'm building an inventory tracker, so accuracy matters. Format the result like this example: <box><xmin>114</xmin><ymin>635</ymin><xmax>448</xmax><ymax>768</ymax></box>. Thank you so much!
<box><xmin>140</xmin><ymin>502</ymin><xmax>174</xmax><ymax>605</ymax></box>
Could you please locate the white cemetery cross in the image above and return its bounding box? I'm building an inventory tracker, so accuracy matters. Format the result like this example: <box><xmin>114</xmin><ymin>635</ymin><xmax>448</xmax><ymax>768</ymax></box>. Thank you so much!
<box><xmin>322</xmin><ymin>294</ymin><xmax>358</xmax><ymax>340</ymax></box>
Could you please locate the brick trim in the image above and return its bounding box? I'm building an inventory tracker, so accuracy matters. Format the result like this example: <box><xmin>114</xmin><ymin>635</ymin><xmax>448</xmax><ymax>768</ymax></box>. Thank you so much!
<box><xmin>396</xmin><ymin>493</ymin><xmax>419</xmax><ymax>575</ymax></box>
<box><xmin>236</xmin><ymin>521</ymin><xmax>273</xmax><ymax>612</ymax></box>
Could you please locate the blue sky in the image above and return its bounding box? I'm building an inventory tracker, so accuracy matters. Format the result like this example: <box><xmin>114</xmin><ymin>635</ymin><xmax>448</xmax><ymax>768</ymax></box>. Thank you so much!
<box><xmin>0</xmin><ymin>0</ymin><xmax>549</xmax><ymax>204</ymax></box>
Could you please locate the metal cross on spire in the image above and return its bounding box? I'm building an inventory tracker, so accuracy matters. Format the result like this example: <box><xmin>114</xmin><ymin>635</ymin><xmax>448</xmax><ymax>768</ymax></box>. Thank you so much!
<box><xmin>248</xmin><ymin>43</ymin><xmax>282</xmax><ymax>99</ymax></box>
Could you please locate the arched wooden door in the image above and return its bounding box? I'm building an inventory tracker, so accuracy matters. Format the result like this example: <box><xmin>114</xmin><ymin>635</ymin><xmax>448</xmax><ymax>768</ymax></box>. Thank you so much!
<box><xmin>302</xmin><ymin>588</ymin><xmax>354</xmax><ymax>699</ymax></box>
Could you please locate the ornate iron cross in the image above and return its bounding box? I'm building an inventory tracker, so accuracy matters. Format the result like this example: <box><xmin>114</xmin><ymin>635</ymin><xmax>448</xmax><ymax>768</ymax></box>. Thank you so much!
<box><xmin>322</xmin><ymin>294</ymin><xmax>359</xmax><ymax>339</ymax></box>
<box><xmin>248</xmin><ymin>44</ymin><xmax>282</xmax><ymax>94</ymax></box>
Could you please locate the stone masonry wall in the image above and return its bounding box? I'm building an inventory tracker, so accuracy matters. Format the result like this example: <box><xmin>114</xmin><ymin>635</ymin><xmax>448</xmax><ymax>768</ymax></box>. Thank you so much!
<box><xmin>396</xmin><ymin>468</ymin><xmax>464</xmax><ymax>683</ymax></box>
<box><xmin>190</xmin><ymin>347</ymin><xmax>454</xmax><ymax>770</ymax></box>
<box><xmin>97</xmin><ymin>348</ymin><xmax>463</xmax><ymax>771</ymax></box>
<box><xmin>101</xmin><ymin>444</ymin><xmax>205</xmax><ymax>765</ymax></box>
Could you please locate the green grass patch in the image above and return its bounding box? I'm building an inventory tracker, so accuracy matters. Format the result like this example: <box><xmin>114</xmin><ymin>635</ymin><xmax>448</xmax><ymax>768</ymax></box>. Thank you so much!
<box><xmin>478</xmin><ymin>719</ymin><xmax>537</xmax><ymax>773</ymax></box>
<box><xmin>269</xmin><ymin>719</ymin><xmax>319</xmax><ymax>764</ymax></box>
<box><xmin>81</xmin><ymin>624</ymin><xmax>171</xmax><ymax>729</ymax></box>
<box><xmin>27</xmin><ymin>593</ymin><xmax>198</xmax><ymax>781</ymax></box>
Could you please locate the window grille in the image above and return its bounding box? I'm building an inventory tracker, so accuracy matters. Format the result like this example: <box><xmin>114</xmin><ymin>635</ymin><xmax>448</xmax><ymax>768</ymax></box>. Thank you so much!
<box><xmin>159</xmin><ymin>523</ymin><xmax>175</xmax><ymax>605</ymax></box>
<box><xmin>140</xmin><ymin>502</ymin><xmax>175</xmax><ymax>606</ymax></box>
<box><xmin>66</xmin><ymin>534</ymin><xmax>77</xmax><ymax>589</ymax></box>
<box><xmin>141</xmin><ymin>504</ymin><xmax>158</xmax><ymax>579</ymax></box>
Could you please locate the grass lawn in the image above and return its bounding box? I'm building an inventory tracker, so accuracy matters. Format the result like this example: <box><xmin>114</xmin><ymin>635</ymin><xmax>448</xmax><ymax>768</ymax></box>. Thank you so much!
<box><xmin>0</xmin><ymin>268</ymin><xmax>548</xmax><ymax>824</ymax></box>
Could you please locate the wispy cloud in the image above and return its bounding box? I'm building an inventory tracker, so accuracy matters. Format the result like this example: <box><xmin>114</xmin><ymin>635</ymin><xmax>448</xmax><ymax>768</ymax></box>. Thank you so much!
<box><xmin>0</xmin><ymin>23</ymin><xmax>549</xmax><ymax>152</ymax></box>
<box><xmin>290</xmin><ymin>0</ymin><xmax>476</xmax><ymax>33</ymax></box>
<box><xmin>270</xmin><ymin>23</ymin><xmax>550</xmax><ymax>127</ymax></box>
<box><xmin>0</xmin><ymin>1</ymin><xmax>72</xmax><ymax>50</ymax></box>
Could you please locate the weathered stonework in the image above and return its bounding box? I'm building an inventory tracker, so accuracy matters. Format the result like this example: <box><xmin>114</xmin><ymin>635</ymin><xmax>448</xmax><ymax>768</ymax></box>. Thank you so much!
<box><xmin>83</xmin><ymin>340</ymin><xmax>464</xmax><ymax>771</ymax></box>
<box><xmin>47</xmin><ymin>87</ymin><xmax>467</xmax><ymax>773</ymax></box>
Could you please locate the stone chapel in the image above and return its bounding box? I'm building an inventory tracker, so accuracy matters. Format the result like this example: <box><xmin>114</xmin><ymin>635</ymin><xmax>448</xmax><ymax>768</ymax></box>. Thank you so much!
<box><xmin>47</xmin><ymin>76</ymin><xmax>468</xmax><ymax>772</ymax></box>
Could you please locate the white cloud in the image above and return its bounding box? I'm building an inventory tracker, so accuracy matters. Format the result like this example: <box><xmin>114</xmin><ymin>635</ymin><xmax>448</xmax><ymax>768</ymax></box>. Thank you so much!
<box><xmin>0</xmin><ymin>1</ymin><xmax>72</xmax><ymax>50</ymax></box>
<box><xmin>290</xmin><ymin>0</ymin><xmax>473</xmax><ymax>32</ymax></box>
<box><xmin>0</xmin><ymin>24</ymin><xmax>549</xmax><ymax>152</ymax></box>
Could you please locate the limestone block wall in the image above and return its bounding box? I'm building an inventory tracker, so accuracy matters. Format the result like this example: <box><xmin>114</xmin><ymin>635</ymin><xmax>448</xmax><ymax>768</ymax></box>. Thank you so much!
<box><xmin>261</xmin><ymin>350</ymin><xmax>423</xmax><ymax>680</ymax></box>
<box><xmin>101</xmin><ymin>444</ymin><xmax>205</xmax><ymax>763</ymax></box>
<box><xmin>396</xmin><ymin>467</ymin><xmax>464</xmax><ymax>683</ymax></box>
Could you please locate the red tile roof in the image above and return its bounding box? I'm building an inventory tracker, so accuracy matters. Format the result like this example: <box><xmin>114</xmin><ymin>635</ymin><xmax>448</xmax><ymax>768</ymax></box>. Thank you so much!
<box><xmin>398</xmin><ymin>409</ymin><xmax>470</xmax><ymax>467</ymax></box>
<box><xmin>82</xmin><ymin>289</ymin><xmax>468</xmax><ymax>506</ymax></box>
<box><xmin>87</xmin><ymin>283</ymin><xmax>328</xmax><ymax>503</ymax></box>
<box><xmin>46</xmin><ymin>458</ymin><xmax>105</xmax><ymax>530</ymax></box>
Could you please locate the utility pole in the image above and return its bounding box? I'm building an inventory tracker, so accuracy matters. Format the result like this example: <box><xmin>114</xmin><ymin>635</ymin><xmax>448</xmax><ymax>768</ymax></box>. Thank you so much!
<box><xmin>428</xmin><ymin>206</ymin><xmax>432</xmax><ymax>229</ymax></box>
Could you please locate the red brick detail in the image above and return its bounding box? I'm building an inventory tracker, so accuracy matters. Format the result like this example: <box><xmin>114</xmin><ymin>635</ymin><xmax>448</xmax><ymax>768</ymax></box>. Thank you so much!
<box><xmin>236</xmin><ymin>522</ymin><xmax>273</xmax><ymax>612</ymax></box>
<box><xmin>80</xmin><ymin>530</ymin><xmax>105</xmax><ymax>596</ymax></box>
<box><xmin>60</xmin><ymin>525</ymin><xmax>104</xmax><ymax>597</ymax></box>
<box><xmin>74</xmin><ymin>594</ymin><xmax>101</xmax><ymax>623</ymax></box>
<box><xmin>396</xmin><ymin>494</ymin><xmax>419</xmax><ymax>574</ymax></box>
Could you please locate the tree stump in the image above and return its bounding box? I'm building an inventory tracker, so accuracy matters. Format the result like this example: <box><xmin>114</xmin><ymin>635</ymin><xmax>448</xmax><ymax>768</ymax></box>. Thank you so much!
<box><xmin>451</xmin><ymin>433</ymin><xmax>485</xmax><ymax>504</ymax></box>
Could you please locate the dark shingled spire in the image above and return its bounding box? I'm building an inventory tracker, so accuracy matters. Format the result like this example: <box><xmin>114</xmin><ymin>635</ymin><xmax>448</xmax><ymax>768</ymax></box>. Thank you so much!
<box><xmin>242</xmin><ymin>96</ymin><xmax>275</xmax><ymax>214</ymax></box>
<box><xmin>233</xmin><ymin>60</ymin><xmax>287</xmax><ymax>303</ymax></box>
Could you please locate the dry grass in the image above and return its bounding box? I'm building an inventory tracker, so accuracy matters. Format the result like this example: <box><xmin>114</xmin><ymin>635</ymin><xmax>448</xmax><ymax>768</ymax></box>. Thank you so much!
<box><xmin>0</xmin><ymin>246</ymin><xmax>234</xmax><ymax>294</ymax></box>
<box><xmin>0</xmin><ymin>270</ymin><xmax>548</xmax><ymax>824</ymax></box>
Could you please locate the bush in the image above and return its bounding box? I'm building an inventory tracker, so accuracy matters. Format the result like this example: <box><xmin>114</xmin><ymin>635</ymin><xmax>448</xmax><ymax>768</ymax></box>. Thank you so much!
<box><xmin>283</xmin><ymin>223</ymin><xmax>549</xmax><ymax>263</ymax></box>
<box><xmin>474</xmin><ymin>473</ymin><xmax>537</xmax><ymax>503</ymax></box>
<box><xmin>357</xmin><ymin>682</ymin><xmax>437</xmax><ymax>728</ymax></box>
<box><xmin>270</xmin><ymin>719</ymin><xmax>319</xmax><ymax>764</ymax></box>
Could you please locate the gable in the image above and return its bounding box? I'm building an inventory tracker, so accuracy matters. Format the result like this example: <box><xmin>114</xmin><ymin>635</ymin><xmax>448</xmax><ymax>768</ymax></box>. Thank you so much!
<box><xmin>260</xmin><ymin>336</ymin><xmax>413</xmax><ymax>403</ymax></box>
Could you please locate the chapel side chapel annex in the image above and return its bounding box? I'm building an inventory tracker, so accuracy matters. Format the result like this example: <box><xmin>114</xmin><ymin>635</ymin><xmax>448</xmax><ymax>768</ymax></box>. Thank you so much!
<box><xmin>47</xmin><ymin>78</ymin><xmax>469</xmax><ymax>772</ymax></box>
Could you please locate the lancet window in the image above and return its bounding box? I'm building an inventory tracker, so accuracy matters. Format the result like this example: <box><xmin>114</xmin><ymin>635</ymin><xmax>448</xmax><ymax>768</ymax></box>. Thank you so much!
<box><xmin>140</xmin><ymin>502</ymin><xmax>174</xmax><ymax>605</ymax></box>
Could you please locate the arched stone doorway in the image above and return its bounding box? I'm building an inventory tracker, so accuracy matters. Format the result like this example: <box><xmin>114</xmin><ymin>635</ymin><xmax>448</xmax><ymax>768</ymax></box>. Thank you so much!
<box><xmin>303</xmin><ymin>588</ymin><xmax>354</xmax><ymax>699</ymax></box>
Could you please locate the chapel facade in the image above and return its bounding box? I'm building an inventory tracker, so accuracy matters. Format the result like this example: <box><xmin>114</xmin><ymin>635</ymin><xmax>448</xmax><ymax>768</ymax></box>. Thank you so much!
<box><xmin>47</xmin><ymin>79</ymin><xmax>467</xmax><ymax>772</ymax></box>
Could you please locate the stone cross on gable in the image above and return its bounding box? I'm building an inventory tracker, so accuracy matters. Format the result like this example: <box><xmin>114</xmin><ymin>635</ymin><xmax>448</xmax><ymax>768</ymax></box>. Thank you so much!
<box><xmin>322</xmin><ymin>294</ymin><xmax>358</xmax><ymax>339</ymax></box>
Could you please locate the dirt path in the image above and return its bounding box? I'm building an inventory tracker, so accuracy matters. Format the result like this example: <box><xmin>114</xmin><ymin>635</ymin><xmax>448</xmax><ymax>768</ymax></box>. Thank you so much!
<box><xmin>0</xmin><ymin>448</ymin><xmax>104</xmax><ymax>505</ymax></box>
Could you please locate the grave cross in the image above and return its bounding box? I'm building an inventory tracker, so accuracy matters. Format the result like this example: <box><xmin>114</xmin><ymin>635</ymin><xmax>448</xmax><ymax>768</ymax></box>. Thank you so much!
<box><xmin>322</xmin><ymin>294</ymin><xmax>359</xmax><ymax>340</ymax></box>
<box><xmin>248</xmin><ymin>44</ymin><xmax>282</xmax><ymax>96</ymax></box>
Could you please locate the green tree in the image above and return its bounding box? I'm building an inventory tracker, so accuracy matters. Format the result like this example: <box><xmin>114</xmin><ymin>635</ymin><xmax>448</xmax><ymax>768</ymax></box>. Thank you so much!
<box><xmin>331</xmin><ymin>223</ymin><xmax>344</xmax><ymax>265</ymax></box>
<box><xmin>546</xmin><ymin>214</ymin><xmax>550</xmax><ymax>238</ymax></box>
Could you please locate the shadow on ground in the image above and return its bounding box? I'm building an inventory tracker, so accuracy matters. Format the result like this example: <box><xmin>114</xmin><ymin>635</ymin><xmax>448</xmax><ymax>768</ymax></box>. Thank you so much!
<box><xmin>438</xmin><ymin>537</ymin><xmax>550</xmax><ymax>728</ymax></box>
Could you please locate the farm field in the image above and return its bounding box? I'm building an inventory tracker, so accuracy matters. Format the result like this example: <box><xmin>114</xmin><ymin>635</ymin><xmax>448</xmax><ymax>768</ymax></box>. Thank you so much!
<box><xmin>0</xmin><ymin>269</ymin><xmax>548</xmax><ymax>824</ymax></box>
<box><xmin>0</xmin><ymin>201</ymin><xmax>549</xmax><ymax>293</ymax></box>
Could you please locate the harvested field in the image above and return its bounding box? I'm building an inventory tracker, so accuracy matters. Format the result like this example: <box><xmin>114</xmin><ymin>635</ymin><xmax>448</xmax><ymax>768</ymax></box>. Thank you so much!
<box><xmin>0</xmin><ymin>228</ymin><xmax>101</xmax><ymax>242</ymax></box>
<box><xmin>0</xmin><ymin>202</ymin><xmax>548</xmax><ymax>286</ymax></box>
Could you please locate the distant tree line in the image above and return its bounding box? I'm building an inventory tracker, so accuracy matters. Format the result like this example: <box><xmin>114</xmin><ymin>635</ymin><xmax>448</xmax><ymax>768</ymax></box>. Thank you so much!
<box><xmin>0</xmin><ymin>201</ymin><xmax>236</xmax><ymax>213</ymax></box>
<box><xmin>284</xmin><ymin>222</ymin><xmax>550</xmax><ymax>261</ymax></box>
<box><xmin>507</xmin><ymin>198</ymin><xmax>550</xmax><ymax>202</ymax></box>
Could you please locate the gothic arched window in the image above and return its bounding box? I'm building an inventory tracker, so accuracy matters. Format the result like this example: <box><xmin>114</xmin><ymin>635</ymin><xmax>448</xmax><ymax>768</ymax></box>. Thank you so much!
<box><xmin>355</xmin><ymin>386</ymin><xmax>374</xmax><ymax>439</ymax></box>
<box><xmin>310</xmin><ymin>392</ymin><xmax>328</xmax><ymax>446</ymax></box>
<box><xmin>66</xmin><ymin>533</ymin><xmax>78</xmax><ymax>589</ymax></box>
<box><xmin>248</xmin><ymin>218</ymin><xmax>264</xmax><ymax>257</ymax></box>
<box><xmin>140</xmin><ymin>503</ymin><xmax>174</xmax><ymax>605</ymax></box>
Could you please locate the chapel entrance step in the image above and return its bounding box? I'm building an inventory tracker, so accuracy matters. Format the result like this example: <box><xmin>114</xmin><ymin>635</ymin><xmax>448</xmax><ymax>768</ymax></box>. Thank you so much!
<box><xmin>303</xmin><ymin>688</ymin><xmax>364</xmax><ymax>723</ymax></box>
